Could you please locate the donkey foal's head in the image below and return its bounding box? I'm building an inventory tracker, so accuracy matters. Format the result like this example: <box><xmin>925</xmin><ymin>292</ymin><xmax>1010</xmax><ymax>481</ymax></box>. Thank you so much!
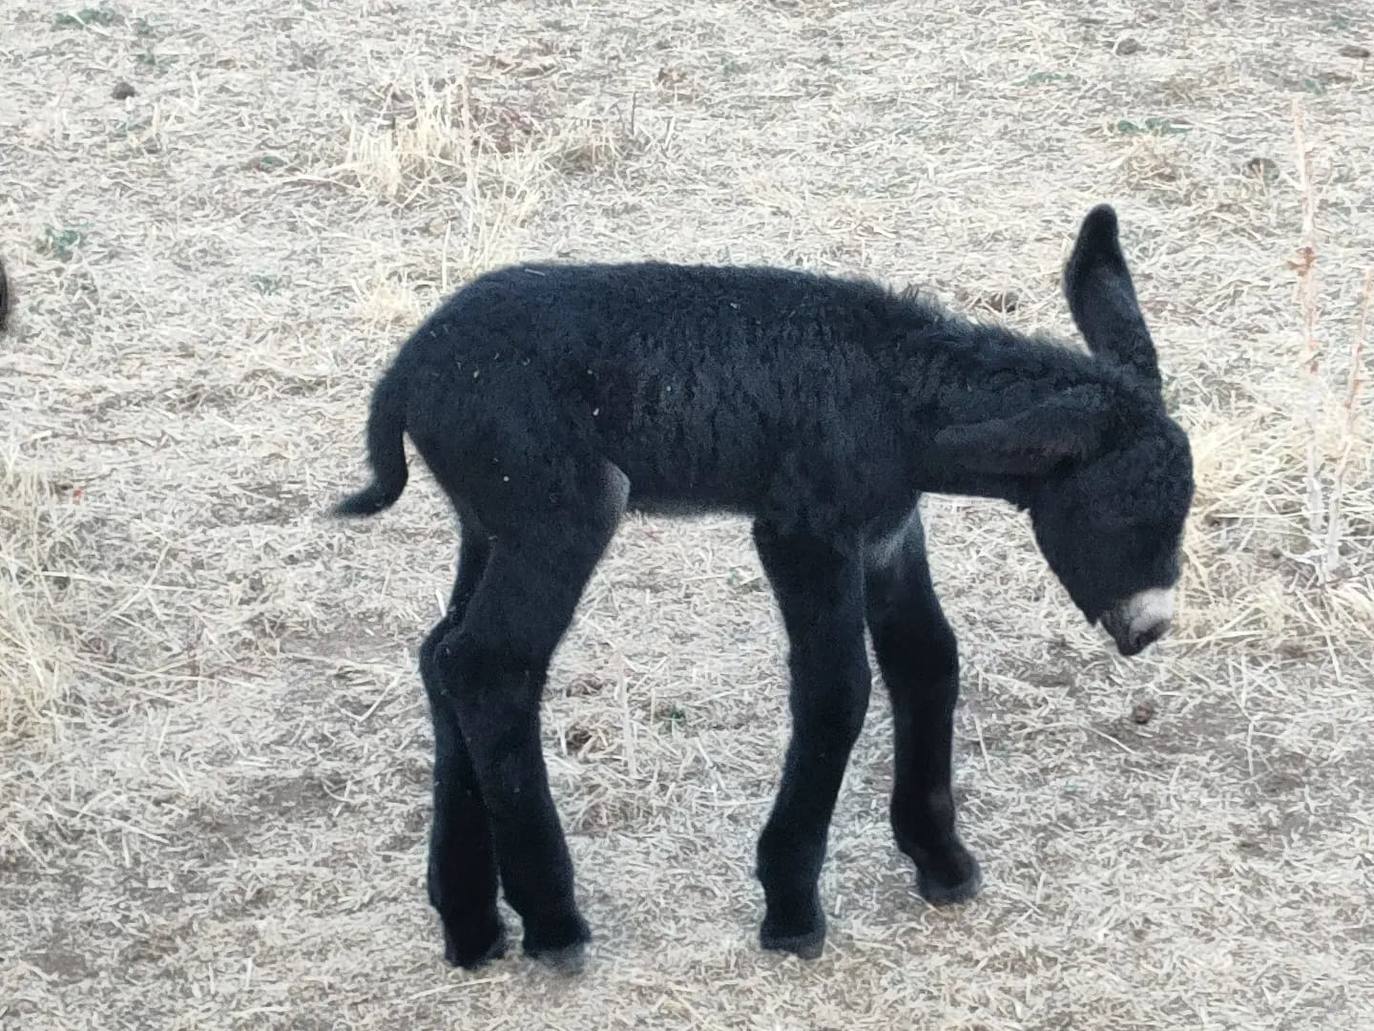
<box><xmin>936</xmin><ymin>206</ymin><xmax>1194</xmax><ymax>656</ymax></box>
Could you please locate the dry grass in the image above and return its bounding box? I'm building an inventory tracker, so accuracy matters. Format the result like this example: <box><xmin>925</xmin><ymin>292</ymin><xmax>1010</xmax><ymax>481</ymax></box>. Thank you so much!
<box><xmin>2</xmin><ymin>1</ymin><xmax>1373</xmax><ymax>1028</ymax></box>
<box><xmin>0</xmin><ymin>445</ymin><xmax>74</xmax><ymax>739</ymax></box>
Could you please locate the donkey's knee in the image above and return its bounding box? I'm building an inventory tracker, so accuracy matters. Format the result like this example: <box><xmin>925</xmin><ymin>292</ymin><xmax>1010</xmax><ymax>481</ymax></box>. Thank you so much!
<box><xmin>894</xmin><ymin>618</ymin><xmax>959</xmax><ymax>688</ymax></box>
<box><xmin>420</xmin><ymin>616</ymin><xmax>470</xmax><ymax>713</ymax></box>
<box><xmin>789</xmin><ymin>637</ymin><xmax>872</xmax><ymax>742</ymax></box>
<box><xmin>431</xmin><ymin>626</ymin><xmax>537</xmax><ymax>697</ymax></box>
<box><xmin>431</xmin><ymin>629</ymin><xmax>545</xmax><ymax>774</ymax></box>
<box><xmin>419</xmin><ymin>620</ymin><xmax>449</xmax><ymax>685</ymax></box>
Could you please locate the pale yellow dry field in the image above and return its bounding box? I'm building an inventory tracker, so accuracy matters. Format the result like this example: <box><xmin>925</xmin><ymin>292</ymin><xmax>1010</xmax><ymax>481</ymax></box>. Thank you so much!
<box><xmin>3</xmin><ymin>1</ymin><xmax>1373</xmax><ymax>1028</ymax></box>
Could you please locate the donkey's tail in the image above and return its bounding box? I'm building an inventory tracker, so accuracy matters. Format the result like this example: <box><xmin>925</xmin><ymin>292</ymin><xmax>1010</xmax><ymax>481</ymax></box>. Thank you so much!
<box><xmin>332</xmin><ymin>368</ymin><xmax>409</xmax><ymax>517</ymax></box>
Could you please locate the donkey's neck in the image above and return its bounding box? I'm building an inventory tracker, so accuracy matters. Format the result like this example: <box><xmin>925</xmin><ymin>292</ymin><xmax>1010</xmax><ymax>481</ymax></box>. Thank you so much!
<box><xmin>874</xmin><ymin>314</ymin><xmax>1152</xmax><ymax>506</ymax></box>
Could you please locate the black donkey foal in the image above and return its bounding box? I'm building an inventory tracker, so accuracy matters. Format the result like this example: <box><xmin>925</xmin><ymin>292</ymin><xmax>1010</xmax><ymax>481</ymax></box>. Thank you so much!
<box><xmin>334</xmin><ymin>205</ymin><xmax>1195</xmax><ymax>969</ymax></box>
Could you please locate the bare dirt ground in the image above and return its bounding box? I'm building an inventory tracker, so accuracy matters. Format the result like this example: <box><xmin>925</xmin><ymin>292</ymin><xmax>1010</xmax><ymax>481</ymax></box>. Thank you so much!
<box><xmin>3</xmin><ymin>1</ymin><xmax>1373</xmax><ymax>1028</ymax></box>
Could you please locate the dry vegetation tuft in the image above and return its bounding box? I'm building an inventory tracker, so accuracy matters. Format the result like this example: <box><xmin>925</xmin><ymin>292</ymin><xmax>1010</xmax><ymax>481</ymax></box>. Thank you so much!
<box><xmin>2</xmin><ymin>1</ymin><xmax>1372</xmax><ymax>1028</ymax></box>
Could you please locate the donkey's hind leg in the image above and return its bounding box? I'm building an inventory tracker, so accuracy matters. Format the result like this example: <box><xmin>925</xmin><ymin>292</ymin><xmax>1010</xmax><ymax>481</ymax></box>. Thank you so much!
<box><xmin>419</xmin><ymin>519</ymin><xmax>504</xmax><ymax>968</ymax></box>
<box><xmin>431</xmin><ymin>470</ymin><xmax>623</xmax><ymax>970</ymax></box>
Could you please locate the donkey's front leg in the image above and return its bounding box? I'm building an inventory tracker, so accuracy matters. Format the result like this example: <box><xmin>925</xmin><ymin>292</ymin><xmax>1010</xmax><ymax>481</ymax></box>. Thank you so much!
<box><xmin>752</xmin><ymin>522</ymin><xmax>871</xmax><ymax>959</ymax></box>
<box><xmin>865</xmin><ymin>509</ymin><xmax>981</xmax><ymax>905</ymax></box>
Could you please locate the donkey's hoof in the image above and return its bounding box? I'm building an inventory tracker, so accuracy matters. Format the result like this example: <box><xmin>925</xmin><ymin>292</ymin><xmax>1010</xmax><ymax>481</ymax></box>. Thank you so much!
<box><xmin>900</xmin><ymin>832</ymin><xmax>983</xmax><ymax>907</ymax></box>
<box><xmin>916</xmin><ymin>851</ymin><xmax>983</xmax><ymax>907</ymax></box>
<box><xmin>523</xmin><ymin>912</ymin><xmax>591</xmax><ymax>974</ymax></box>
<box><xmin>760</xmin><ymin>923</ymin><xmax>827</xmax><ymax>960</ymax></box>
<box><xmin>760</xmin><ymin>899</ymin><xmax>827</xmax><ymax>960</ymax></box>
<box><xmin>527</xmin><ymin>940</ymin><xmax>587</xmax><ymax>975</ymax></box>
<box><xmin>443</xmin><ymin>913</ymin><xmax>507</xmax><ymax>970</ymax></box>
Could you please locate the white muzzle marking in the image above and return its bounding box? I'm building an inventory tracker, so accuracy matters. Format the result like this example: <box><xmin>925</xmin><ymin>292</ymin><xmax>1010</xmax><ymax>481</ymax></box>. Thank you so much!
<box><xmin>1122</xmin><ymin>587</ymin><xmax>1175</xmax><ymax>637</ymax></box>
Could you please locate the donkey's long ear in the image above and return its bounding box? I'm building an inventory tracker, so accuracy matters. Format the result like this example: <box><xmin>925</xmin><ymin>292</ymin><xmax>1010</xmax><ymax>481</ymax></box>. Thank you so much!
<box><xmin>934</xmin><ymin>387</ymin><xmax>1110</xmax><ymax>477</ymax></box>
<box><xmin>1064</xmin><ymin>205</ymin><xmax>1161</xmax><ymax>392</ymax></box>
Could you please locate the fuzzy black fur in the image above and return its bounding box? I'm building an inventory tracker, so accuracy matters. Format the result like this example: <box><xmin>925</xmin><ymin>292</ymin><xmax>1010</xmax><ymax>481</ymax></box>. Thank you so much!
<box><xmin>335</xmin><ymin>204</ymin><xmax>1194</xmax><ymax>968</ymax></box>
